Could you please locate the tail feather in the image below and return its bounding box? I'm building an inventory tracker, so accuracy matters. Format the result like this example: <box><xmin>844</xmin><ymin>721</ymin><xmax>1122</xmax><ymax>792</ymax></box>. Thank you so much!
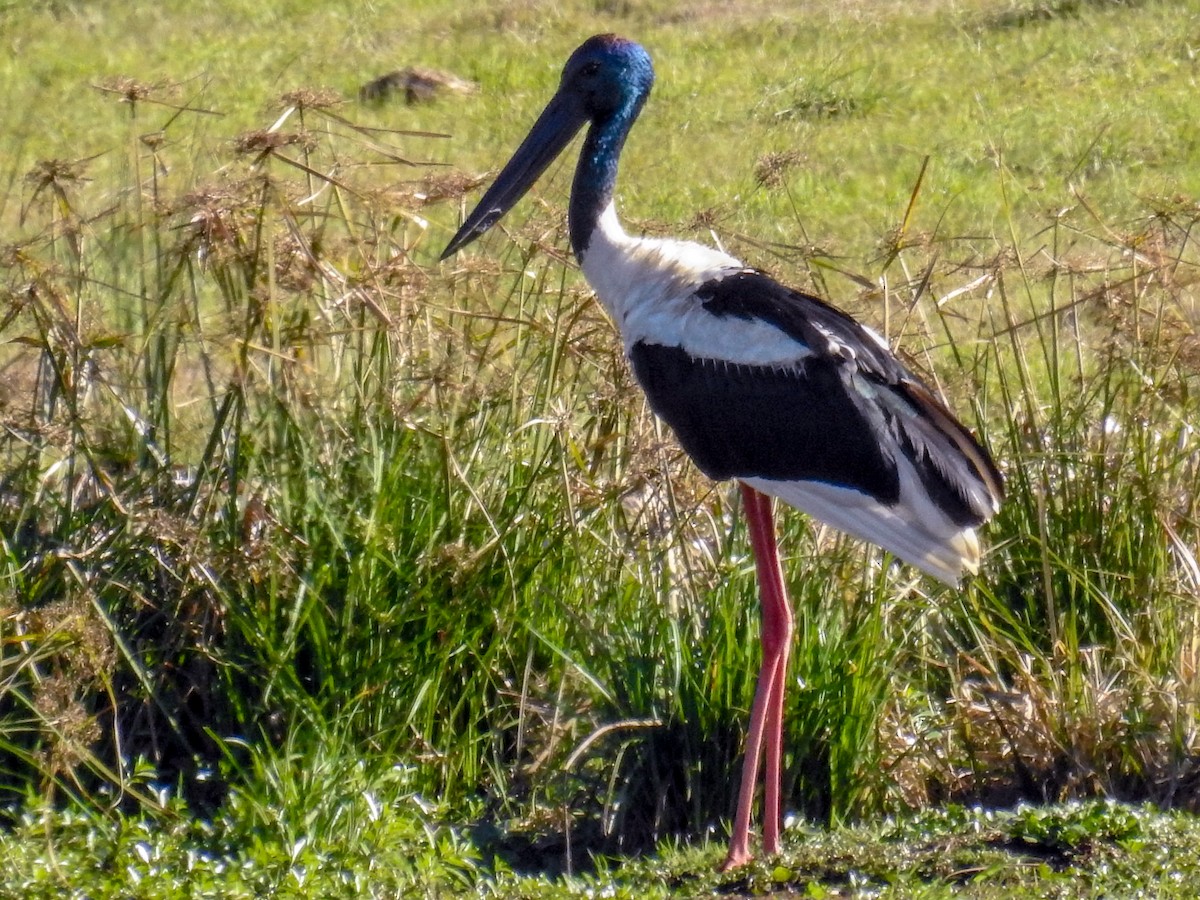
<box><xmin>743</xmin><ymin>476</ymin><xmax>982</xmax><ymax>586</ymax></box>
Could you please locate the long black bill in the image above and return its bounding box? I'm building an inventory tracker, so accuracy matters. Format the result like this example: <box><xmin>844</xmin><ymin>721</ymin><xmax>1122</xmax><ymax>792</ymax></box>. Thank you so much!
<box><xmin>441</xmin><ymin>91</ymin><xmax>587</xmax><ymax>260</ymax></box>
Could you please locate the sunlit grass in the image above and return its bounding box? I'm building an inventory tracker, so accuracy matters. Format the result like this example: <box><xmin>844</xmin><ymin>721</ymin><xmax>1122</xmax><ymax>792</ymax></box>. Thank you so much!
<box><xmin>2</xmin><ymin>0</ymin><xmax>1200</xmax><ymax>895</ymax></box>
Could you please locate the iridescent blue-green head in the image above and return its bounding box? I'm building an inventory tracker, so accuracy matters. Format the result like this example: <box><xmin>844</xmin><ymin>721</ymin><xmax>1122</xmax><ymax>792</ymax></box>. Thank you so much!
<box><xmin>441</xmin><ymin>35</ymin><xmax>655</xmax><ymax>260</ymax></box>
<box><xmin>559</xmin><ymin>33</ymin><xmax>654</xmax><ymax>123</ymax></box>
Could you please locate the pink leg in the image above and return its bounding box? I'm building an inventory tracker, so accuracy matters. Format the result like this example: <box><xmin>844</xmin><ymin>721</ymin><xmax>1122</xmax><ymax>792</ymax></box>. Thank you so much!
<box><xmin>721</xmin><ymin>484</ymin><xmax>794</xmax><ymax>871</ymax></box>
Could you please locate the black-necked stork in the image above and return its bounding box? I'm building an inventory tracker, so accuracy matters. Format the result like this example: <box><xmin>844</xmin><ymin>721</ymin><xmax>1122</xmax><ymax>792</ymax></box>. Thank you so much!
<box><xmin>441</xmin><ymin>34</ymin><xmax>1004</xmax><ymax>870</ymax></box>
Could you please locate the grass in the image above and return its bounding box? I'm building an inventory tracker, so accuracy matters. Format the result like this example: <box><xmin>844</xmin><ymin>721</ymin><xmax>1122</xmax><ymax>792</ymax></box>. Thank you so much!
<box><xmin>4</xmin><ymin>797</ymin><xmax>1200</xmax><ymax>897</ymax></box>
<box><xmin>2</xmin><ymin>0</ymin><xmax>1200</xmax><ymax>895</ymax></box>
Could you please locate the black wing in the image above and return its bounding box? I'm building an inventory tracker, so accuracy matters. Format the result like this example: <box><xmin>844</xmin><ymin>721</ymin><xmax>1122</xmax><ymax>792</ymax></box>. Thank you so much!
<box><xmin>629</xmin><ymin>270</ymin><xmax>1003</xmax><ymax>527</ymax></box>
<box><xmin>630</xmin><ymin>341</ymin><xmax>900</xmax><ymax>498</ymax></box>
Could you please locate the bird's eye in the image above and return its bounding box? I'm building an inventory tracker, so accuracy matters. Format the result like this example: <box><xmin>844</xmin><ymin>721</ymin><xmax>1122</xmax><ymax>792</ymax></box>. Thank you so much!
<box><xmin>580</xmin><ymin>61</ymin><xmax>601</xmax><ymax>76</ymax></box>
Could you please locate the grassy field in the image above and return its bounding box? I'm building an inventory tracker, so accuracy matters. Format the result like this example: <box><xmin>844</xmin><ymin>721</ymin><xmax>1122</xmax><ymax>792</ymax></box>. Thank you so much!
<box><xmin>2</xmin><ymin>0</ymin><xmax>1200</xmax><ymax>895</ymax></box>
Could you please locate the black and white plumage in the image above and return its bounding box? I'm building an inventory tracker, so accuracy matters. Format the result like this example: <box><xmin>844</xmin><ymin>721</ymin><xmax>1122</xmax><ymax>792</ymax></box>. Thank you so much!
<box><xmin>627</xmin><ymin>267</ymin><xmax>1000</xmax><ymax>585</ymax></box>
<box><xmin>441</xmin><ymin>34</ymin><xmax>1003</xmax><ymax>870</ymax></box>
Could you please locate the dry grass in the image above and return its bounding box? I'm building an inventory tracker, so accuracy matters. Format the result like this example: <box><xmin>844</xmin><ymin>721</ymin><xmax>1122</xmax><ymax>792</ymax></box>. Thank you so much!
<box><xmin>1</xmin><ymin>7</ymin><xmax>1199</xmax><ymax>886</ymax></box>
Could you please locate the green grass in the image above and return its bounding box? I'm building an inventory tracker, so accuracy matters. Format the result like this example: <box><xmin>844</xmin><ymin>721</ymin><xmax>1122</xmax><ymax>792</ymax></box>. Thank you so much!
<box><xmin>2</xmin><ymin>0</ymin><xmax>1200</xmax><ymax>895</ymax></box>
<box><xmin>4</xmin><ymin>797</ymin><xmax>1200</xmax><ymax>897</ymax></box>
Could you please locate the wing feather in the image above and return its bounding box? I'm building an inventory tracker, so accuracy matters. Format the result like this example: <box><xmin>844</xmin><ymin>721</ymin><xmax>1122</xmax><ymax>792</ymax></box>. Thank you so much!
<box><xmin>627</xmin><ymin>268</ymin><xmax>1003</xmax><ymax>579</ymax></box>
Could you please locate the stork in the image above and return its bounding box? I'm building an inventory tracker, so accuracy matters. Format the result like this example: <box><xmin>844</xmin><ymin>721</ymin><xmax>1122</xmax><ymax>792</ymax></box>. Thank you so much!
<box><xmin>441</xmin><ymin>34</ymin><xmax>1003</xmax><ymax>870</ymax></box>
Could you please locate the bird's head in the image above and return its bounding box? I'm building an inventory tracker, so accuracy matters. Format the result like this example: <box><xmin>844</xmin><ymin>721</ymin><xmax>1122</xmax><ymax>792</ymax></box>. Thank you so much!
<box><xmin>441</xmin><ymin>34</ymin><xmax>654</xmax><ymax>259</ymax></box>
<box><xmin>557</xmin><ymin>34</ymin><xmax>654</xmax><ymax>121</ymax></box>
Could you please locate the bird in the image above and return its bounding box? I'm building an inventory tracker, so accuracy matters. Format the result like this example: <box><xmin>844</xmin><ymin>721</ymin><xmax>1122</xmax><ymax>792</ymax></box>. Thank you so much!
<box><xmin>440</xmin><ymin>34</ymin><xmax>1004</xmax><ymax>871</ymax></box>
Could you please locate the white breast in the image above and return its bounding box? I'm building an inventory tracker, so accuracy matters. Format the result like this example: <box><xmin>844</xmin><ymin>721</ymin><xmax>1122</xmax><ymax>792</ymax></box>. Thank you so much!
<box><xmin>579</xmin><ymin>203</ymin><xmax>813</xmax><ymax>368</ymax></box>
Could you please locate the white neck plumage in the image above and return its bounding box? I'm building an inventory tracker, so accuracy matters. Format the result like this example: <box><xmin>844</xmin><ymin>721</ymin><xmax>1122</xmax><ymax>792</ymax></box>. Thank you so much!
<box><xmin>577</xmin><ymin>201</ymin><xmax>744</xmax><ymax>336</ymax></box>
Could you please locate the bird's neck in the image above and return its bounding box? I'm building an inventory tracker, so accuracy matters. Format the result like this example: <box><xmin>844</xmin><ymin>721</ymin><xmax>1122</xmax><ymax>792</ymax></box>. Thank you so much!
<box><xmin>569</xmin><ymin>106</ymin><xmax>638</xmax><ymax>260</ymax></box>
